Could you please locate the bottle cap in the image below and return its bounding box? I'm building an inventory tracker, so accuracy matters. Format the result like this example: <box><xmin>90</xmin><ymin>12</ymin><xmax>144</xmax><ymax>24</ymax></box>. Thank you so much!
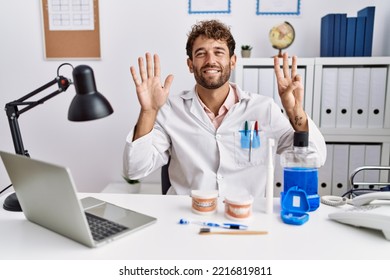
<box><xmin>280</xmin><ymin>186</ymin><xmax>310</xmax><ymax>225</ymax></box>
<box><xmin>293</xmin><ymin>131</ymin><xmax>308</xmax><ymax>147</ymax></box>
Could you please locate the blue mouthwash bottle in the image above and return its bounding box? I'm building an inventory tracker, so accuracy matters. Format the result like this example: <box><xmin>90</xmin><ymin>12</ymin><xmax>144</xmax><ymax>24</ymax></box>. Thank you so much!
<box><xmin>280</xmin><ymin>131</ymin><xmax>321</xmax><ymax>211</ymax></box>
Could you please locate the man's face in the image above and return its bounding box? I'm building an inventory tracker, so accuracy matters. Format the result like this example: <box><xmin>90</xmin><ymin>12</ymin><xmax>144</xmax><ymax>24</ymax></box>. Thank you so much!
<box><xmin>187</xmin><ymin>36</ymin><xmax>236</xmax><ymax>90</ymax></box>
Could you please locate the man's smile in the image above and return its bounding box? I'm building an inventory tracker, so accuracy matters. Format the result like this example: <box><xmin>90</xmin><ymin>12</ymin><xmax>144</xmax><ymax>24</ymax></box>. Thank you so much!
<box><xmin>202</xmin><ymin>67</ymin><xmax>221</xmax><ymax>75</ymax></box>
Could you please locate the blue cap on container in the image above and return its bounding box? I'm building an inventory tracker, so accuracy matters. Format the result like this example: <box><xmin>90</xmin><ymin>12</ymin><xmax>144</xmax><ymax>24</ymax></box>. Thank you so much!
<box><xmin>280</xmin><ymin>186</ymin><xmax>310</xmax><ymax>225</ymax></box>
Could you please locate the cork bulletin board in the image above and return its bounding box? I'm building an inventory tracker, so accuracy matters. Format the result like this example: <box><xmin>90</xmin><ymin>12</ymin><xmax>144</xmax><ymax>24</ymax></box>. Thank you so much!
<box><xmin>41</xmin><ymin>0</ymin><xmax>101</xmax><ymax>59</ymax></box>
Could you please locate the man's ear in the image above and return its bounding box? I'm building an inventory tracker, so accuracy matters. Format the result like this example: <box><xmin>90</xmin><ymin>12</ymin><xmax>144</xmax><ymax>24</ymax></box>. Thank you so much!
<box><xmin>230</xmin><ymin>54</ymin><xmax>237</xmax><ymax>70</ymax></box>
<box><xmin>187</xmin><ymin>58</ymin><xmax>194</xmax><ymax>73</ymax></box>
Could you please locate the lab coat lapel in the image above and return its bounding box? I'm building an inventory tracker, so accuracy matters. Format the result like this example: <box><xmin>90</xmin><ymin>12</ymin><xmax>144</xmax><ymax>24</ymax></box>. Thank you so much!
<box><xmin>181</xmin><ymin>88</ymin><xmax>215</xmax><ymax>132</ymax></box>
<box><xmin>218</xmin><ymin>83</ymin><xmax>251</xmax><ymax>129</ymax></box>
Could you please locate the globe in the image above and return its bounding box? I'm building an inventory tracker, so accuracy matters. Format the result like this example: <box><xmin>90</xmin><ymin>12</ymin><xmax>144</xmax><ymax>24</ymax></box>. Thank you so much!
<box><xmin>269</xmin><ymin>21</ymin><xmax>295</xmax><ymax>57</ymax></box>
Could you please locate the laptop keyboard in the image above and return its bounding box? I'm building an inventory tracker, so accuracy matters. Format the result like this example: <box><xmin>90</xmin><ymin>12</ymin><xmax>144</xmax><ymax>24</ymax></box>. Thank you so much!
<box><xmin>85</xmin><ymin>212</ymin><xmax>129</xmax><ymax>241</ymax></box>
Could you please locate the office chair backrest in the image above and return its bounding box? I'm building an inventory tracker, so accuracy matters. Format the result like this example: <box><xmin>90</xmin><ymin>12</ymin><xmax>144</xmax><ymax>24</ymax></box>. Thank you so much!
<box><xmin>161</xmin><ymin>158</ymin><xmax>171</xmax><ymax>195</ymax></box>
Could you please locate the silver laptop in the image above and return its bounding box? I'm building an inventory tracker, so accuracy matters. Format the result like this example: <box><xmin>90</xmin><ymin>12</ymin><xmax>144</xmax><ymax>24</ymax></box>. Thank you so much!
<box><xmin>0</xmin><ymin>151</ymin><xmax>157</xmax><ymax>248</ymax></box>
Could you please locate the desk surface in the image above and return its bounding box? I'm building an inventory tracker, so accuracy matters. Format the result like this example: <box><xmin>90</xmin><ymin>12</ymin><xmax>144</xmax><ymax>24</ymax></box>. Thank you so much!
<box><xmin>1</xmin><ymin>193</ymin><xmax>389</xmax><ymax>260</ymax></box>
<box><xmin>102</xmin><ymin>182</ymin><xmax>161</xmax><ymax>194</ymax></box>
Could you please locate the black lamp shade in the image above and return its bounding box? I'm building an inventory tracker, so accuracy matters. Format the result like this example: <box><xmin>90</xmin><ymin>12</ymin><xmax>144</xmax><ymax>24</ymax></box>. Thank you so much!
<box><xmin>68</xmin><ymin>65</ymin><xmax>113</xmax><ymax>121</ymax></box>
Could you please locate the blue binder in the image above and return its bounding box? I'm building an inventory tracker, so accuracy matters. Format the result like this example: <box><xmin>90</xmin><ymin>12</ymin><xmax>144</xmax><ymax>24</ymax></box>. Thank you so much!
<box><xmin>357</xmin><ymin>6</ymin><xmax>375</xmax><ymax>56</ymax></box>
<box><xmin>354</xmin><ymin>16</ymin><xmax>366</xmax><ymax>56</ymax></box>
<box><xmin>320</xmin><ymin>14</ymin><xmax>335</xmax><ymax>57</ymax></box>
<box><xmin>333</xmin><ymin>14</ymin><xmax>342</xmax><ymax>57</ymax></box>
<box><xmin>345</xmin><ymin>17</ymin><xmax>356</xmax><ymax>57</ymax></box>
<box><xmin>339</xmin><ymin>14</ymin><xmax>347</xmax><ymax>56</ymax></box>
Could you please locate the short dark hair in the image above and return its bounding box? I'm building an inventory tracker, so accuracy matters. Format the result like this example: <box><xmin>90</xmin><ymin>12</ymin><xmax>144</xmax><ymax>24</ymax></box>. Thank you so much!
<box><xmin>186</xmin><ymin>20</ymin><xmax>236</xmax><ymax>59</ymax></box>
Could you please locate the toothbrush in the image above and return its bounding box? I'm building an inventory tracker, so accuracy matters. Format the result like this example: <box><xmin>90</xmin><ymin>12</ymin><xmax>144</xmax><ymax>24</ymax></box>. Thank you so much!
<box><xmin>266</xmin><ymin>138</ymin><xmax>275</xmax><ymax>214</ymax></box>
<box><xmin>179</xmin><ymin>219</ymin><xmax>248</xmax><ymax>230</ymax></box>
<box><xmin>249</xmin><ymin>121</ymin><xmax>256</xmax><ymax>162</ymax></box>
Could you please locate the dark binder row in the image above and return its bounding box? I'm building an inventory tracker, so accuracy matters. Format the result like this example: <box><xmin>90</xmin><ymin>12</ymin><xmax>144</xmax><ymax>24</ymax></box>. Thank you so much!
<box><xmin>320</xmin><ymin>6</ymin><xmax>375</xmax><ymax>57</ymax></box>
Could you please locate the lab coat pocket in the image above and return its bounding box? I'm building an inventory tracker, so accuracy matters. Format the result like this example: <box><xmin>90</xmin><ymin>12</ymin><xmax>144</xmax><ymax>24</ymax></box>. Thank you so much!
<box><xmin>234</xmin><ymin>131</ymin><xmax>266</xmax><ymax>166</ymax></box>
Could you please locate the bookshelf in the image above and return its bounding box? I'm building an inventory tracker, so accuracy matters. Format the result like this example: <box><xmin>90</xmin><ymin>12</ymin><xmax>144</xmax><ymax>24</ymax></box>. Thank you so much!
<box><xmin>233</xmin><ymin>57</ymin><xmax>390</xmax><ymax>196</ymax></box>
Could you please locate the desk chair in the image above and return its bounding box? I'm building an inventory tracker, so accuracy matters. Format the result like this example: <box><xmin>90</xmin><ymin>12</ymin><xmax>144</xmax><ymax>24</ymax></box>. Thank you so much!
<box><xmin>161</xmin><ymin>158</ymin><xmax>171</xmax><ymax>195</ymax></box>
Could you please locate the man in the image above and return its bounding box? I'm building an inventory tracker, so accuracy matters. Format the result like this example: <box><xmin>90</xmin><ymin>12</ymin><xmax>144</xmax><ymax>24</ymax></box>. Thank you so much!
<box><xmin>123</xmin><ymin>20</ymin><xmax>326</xmax><ymax>198</ymax></box>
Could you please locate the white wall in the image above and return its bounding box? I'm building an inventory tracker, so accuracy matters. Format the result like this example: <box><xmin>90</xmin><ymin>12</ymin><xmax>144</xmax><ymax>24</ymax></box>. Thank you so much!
<box><xmin>1</xmin><ymin>0</ymin><xmax>389</xmax><ymax>192</ymax></box>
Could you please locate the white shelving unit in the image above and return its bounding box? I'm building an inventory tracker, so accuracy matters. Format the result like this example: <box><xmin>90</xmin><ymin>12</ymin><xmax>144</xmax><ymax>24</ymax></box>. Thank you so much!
<box><xmin>313</xmin><ymin>57</ymin><xmax>390</xmax><ymax>191</ymax></box>
<box><xmin>233</xmin><ymin>57</ymin><xmax>390</xmax><ymax>196</ymax></box>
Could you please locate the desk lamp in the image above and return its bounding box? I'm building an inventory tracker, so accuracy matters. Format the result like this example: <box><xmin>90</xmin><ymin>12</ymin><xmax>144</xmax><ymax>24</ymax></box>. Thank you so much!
<box><xmin>3</xmin><ymin>63</ymin><xmax>114</xmax><ymax>212</ymax></box>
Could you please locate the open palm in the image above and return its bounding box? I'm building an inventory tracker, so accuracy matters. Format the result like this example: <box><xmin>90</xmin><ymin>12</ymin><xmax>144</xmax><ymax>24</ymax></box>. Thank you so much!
<box><xmin>130</xmin><ymin>53</ymin><xmax>174</xmax><ymax>112</ymax></box>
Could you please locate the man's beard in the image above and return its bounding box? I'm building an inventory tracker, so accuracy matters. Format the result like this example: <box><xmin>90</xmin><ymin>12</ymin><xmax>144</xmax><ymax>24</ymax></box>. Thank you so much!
<box><xmin>193</xmin><ymin>64</ymin><xmax>231</xmax><ymax>90</ymax></box>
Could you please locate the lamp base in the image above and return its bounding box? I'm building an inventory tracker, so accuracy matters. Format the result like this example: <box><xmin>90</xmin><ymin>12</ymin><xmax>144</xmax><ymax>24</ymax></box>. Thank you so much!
<box><xmin>3</xmin><ymin>192</ymin><xmax>22</xmax><ymax>212</ymax></box>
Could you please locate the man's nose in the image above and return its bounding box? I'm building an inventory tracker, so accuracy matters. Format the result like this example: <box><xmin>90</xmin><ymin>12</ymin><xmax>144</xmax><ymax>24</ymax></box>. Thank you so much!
<box><xmin>204</xmin><ymin>52</ymin><xmax>217</xmax><ymax>64</ymax></box>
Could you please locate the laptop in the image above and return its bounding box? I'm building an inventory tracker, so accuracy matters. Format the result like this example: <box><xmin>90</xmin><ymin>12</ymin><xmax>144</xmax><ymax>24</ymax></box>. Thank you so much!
<box><xmin>0</xmin><ymin>151</ymin><xmax>157</xmax><ymax>248</ymax></box>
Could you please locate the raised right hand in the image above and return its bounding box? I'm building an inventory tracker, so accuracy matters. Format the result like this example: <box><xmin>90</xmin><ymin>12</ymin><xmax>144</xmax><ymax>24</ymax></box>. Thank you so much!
<box><xmin>130</xmin><ymin>52</ymin><xmax>174</xmax><ymax>113</ymax></box>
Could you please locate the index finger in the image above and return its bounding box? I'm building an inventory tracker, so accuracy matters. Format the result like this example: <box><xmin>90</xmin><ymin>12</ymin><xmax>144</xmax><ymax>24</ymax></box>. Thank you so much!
<box><xmin>273</xmin><ymin>55</ymin><xmax>283</xmax><ymax>80</ymax></box>
<box><xmin>130</xmin><ymin>66</ymin><xmax>140</xmax><ymax>86</ymax></box>
<box><xmin>282</xmin><ymin>52</ymin><xmax>290</xmax><ymax>78</ymax></box>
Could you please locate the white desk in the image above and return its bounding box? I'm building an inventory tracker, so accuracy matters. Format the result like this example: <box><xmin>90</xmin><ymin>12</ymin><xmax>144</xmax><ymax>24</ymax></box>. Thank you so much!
<box><xmin>101</xmin><ymin>182</ymin><xmax>161</xmax><ymax>194</ymax></box>
<box><xmin>1</xmin><ymin>193</ymin><xmax>390</xmax><ymax>260</ymax></box>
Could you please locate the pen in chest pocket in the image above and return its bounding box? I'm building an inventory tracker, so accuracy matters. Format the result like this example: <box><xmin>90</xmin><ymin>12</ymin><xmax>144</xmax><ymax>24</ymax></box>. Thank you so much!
<box><xmin>240</xmin><ymin>120</ymin><xmax>261</xmax><ymax>161</ymax></box>
<box><xmin>244</xmin><ymin>120</ymin><xmax>249</xmax><ymax>136</ymax></box>
<box><xmin>240</xmin><ymin>120</ymin><xmax>260</xmax><ymax>161</ymax></box>
<box><xmin>254</xmin><ymin>121</ymin><xmax>258</xmax><ymax>136</ymax></box>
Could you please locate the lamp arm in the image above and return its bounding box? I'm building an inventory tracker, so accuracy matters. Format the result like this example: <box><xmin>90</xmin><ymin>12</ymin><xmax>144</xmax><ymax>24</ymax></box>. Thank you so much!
<box><xmin>6</xmin><ymin>76</ymin><xmax>71</xmax><ymax>115</ymax></box>
<box><xmin>13</xmin><ymin>77</ymin><xmax>58</xmax><ymax>103</ymax></box>
<box><xmin>4</xmin><ymin>76</ymin><xmax>71</xmax><ymax>156</ymax></box>
<box><xmin>6</xmin><ymin>108</ymin><xmax>26</xmax><ymax>156</ymax></box>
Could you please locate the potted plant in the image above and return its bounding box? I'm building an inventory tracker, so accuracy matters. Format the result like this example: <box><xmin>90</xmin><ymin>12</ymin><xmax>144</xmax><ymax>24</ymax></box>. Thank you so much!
<box><xmin>241</xmin><ymin>45</ymin><xmax>252</xmax><ymax>58</ymax></box>
<box><xmin>122</xmin><ymin>175</ymin><xmax>141</xmax><ymax>193</ymax></box>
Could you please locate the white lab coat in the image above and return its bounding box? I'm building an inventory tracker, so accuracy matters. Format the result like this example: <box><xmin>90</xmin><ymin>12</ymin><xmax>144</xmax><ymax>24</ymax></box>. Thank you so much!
<box><xmin>123</xmin><ymin>83</ymin><xmax>326</xmax><ymax>198</ymax></box>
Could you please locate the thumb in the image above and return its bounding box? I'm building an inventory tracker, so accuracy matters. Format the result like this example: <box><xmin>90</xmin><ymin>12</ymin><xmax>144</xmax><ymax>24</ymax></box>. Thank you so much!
<box><xmin>288</xmin><ymin>74</ymin><xmax>303</xmax><ymax>92</ymax></box>
<box><xmin>163</xmin><ymin>74</ymin><xmax>174</xmax><ymax>92</ymax></box>
<box><xmin>294</xmin><ymin>73</ymin><xmax>302</xmax><ymax>82</ymax></box>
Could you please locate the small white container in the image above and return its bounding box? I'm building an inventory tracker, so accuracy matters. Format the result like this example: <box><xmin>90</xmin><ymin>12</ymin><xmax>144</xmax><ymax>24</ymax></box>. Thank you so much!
<box><xmin>191</xmin><ymin>190</ymin><xmax>218</xmax><ymax>215</ymax></box>
<box><xmin>224</xmin><ymin>195</ymin><xmax>254</xmax><ymax>220</ymax></box>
